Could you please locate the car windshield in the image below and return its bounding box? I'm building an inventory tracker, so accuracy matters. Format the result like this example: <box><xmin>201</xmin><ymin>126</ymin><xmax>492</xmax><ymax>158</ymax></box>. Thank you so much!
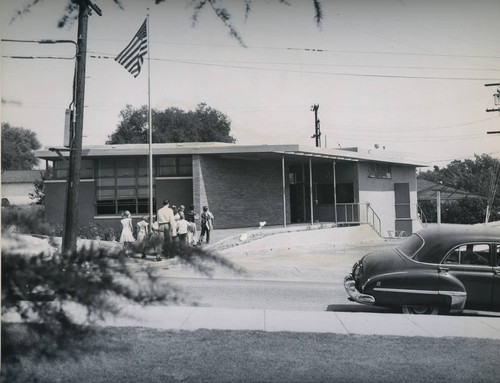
<box><xmin>396</xmin><ymin>234</ymin><xmax>424</xmax><ymax>259</ymax></box>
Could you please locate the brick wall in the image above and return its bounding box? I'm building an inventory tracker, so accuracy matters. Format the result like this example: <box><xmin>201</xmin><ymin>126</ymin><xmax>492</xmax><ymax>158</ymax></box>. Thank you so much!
<box><xmin>193</xmin><ymin>155</ymin><xmax>290</xmax><ymax>229</ymax></box>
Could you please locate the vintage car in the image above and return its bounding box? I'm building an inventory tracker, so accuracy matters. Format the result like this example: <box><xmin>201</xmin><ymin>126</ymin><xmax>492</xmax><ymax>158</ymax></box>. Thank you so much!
<box><xmin>344</xmin><ymin>225</ymin><xmax>500</xmax><ymax>314</ymax></box>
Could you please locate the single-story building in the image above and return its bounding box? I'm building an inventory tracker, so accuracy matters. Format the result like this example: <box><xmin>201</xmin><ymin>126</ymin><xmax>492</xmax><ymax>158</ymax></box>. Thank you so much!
<box><xmin>36</xmin><ymin>143</ymin><xmax>427</xmax><ymax>236</ymax></box>
<box><xmin>1</xmin><ymin>170</ymin><xmax>42</xmax><ymax>205</ymax></box>
<box><xmin>417</xmin><ymin>178</ymin><xmax>482</xmax><ymax>202</ymax></box>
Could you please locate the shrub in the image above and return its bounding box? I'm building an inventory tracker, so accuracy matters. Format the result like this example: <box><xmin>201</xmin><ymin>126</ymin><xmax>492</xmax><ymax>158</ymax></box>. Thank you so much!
<box><xmin>1</xmin><ymin>205</ymin><xmax>50</xmax><ymax>235</ymax></box>
<box><xmin>1</xmin><ymin>211</ymin><xmax>242</xmax><ymax>379</ymax></box>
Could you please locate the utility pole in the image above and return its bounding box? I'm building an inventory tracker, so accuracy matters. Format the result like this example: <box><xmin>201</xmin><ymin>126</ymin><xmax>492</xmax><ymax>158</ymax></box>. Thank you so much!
<box><xmin>62</xmin><ymin>0</ymin><xmax>101</xmax><ymax>254</ymax></box>
<box><xmin>484</xmin><ymin>83</ymin><xmax>500</xmax><ymax>113</ymax></box>
<box><xmin>311</xmin><ymin>104</ymin><xmax>321</xmax><ymax>147</ymax></box>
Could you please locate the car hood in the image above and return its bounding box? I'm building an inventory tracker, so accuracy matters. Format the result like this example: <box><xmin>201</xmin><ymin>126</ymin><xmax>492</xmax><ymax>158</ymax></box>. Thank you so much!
<box><xmin>359</xmin><ymin>248</ymin><xmax>407</xmax><ymax>285</ymax></box>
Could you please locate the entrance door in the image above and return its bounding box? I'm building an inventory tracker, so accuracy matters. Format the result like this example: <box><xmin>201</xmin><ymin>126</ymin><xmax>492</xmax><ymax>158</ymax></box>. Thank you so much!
<box><xmin>394</xmin><ymin>183</ymin><xmax>412</xmax><ymax>235</ymax></box>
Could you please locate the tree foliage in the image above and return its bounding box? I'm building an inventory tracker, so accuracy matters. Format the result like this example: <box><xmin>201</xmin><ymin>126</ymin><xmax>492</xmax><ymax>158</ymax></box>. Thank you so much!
<box><xmin>1</xmin><ymin>123</ymin><xmax>42</xmax><ymax>172</ymax></box>
<box><xmin>418</xmin><ymin>154</ymin><xmax>500</xmax><ymax>223</ymax></box>
<box><xmin>29</xmin><ymin>168</ymin><xmax>52</xmax><ymax>205</ymax></box>
<box><xmin>106</xmin><ymin>103</ymin><xmax>236</xmax><ymax>144</ymax></box>
<box><xmin>1</xmin><ymin>210</ymin><xmax>242</xmax><ymax>380</ymax></box>
<box><xmin>11</xmin><ymin>1</ymin><xmax>323</xmax><ymax>46</ymax></box>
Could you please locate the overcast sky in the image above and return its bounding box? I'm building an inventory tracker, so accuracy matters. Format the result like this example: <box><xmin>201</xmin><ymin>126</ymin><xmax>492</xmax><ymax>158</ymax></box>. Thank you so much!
<box><xmin>1</xmin><ymin>0</ymin><xmax>499</xmax><ymax>168</ymax></box>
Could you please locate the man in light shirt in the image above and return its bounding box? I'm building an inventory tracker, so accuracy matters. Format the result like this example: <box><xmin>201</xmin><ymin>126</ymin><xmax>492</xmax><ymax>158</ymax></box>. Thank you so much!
<box><xmin>156</xmin><ymin>199</ymin><xmax>175</xmax><ymax>259</ymax></box>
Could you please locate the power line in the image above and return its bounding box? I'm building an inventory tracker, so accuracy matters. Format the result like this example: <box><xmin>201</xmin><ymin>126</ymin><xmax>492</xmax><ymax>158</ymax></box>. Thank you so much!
<box><xmin>87</xmin><ymin>53</ymin><xmax>499</xmax><ymax>81</ymax></box>
<box><xmin>85</xmin><ymin>50</ymin><xmax>500</xmax><ymax>72</ymax></box>
<box><xmin>89</xmin><ymin>37</ymin><xmax>500</xmax><ymax>60</ymax></box>
<box><xmin>324</xmin><ymin>117</ymin><xmax>496</xmax><ymax>133</ymax></box>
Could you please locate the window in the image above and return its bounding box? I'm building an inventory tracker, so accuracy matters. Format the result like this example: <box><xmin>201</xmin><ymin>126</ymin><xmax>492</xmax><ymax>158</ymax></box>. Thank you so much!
<box><xmin>443</xmin><ymin>243</ymin><xmax>491</xmax><ymax>266</ymax></box>
<box><xmin>53</xmin><ymin>159</ymin><xmax>93</xmax><ymax>179</ymax></box>
<box><xmin>497</xmin><ymin>245</ymin><xmax>500</xmax><ymax>266</ymax></box>
<box><xmin>316</xmin><ymin>184</ymin><xmax>334</xmax><ymax>204</ymax></box>
<box><xmin>157</xmin><ymin>156</ymin><xmax>192</xmax><ymax>177</ymax></box>
<box><xmin>336</xmin><ymin>183</ymin><xmax>354</xmax><ymax>203</ymax></box>
<box><xmin>95</xmin><ymin>158</ymin><xmax>155</xmax><ymax>215</ymax></box>
<box><xmin>397</xmin><ymin>234</ymin><xmax>424</xmax><ymax>259</ymax></box>
<box><xmin>368</xmin><ymin>164</ymin><xmax>391</xmax><ymax>179</ymax></box>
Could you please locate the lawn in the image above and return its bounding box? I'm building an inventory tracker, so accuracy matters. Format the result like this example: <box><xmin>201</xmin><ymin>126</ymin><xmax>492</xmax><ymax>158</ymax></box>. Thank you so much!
<box><xmin>2</xmin><ymin>324</ymin><xmax>498</xmax><ymax>383</ymax></box>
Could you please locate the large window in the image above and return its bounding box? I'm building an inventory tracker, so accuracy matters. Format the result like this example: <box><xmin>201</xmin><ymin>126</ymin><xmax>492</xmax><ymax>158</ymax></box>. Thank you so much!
<box><xmin>53</xmin><ymin>159</ymin><xmax>93</xmax><ymax>179</ymax></box>
<box><xmin>157</xmin><ymin>156</ymin><xmax>192</xmax><ymax>177</ymax></box>
<box><xmin>95</xmin><ymin>158</ymin><xmax>155</xmax><ymax>215</ymax></box>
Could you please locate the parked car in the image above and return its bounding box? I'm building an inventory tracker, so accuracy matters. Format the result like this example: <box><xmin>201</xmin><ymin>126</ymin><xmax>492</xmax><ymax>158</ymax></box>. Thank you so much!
<box><xmin>344</xmin><ymin>225</ymin><xmax>500</xmax><ymax>314</ymax></box>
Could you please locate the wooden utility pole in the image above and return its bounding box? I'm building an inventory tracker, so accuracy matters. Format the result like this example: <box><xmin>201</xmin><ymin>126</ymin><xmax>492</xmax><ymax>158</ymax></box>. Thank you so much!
<box><xmin>485</xmin><ymin>83</ymin><xmax>500</xmax><ymax>113</ymax></box>
<box><xmin>62</xmin><ymin>1</ymin><xmax>101</xmax><ymax>254</ymax></box>
<box><xmin>311</xmin><ymin>104</ymin><xmax>321</xmax><ymax>147</ymax></box>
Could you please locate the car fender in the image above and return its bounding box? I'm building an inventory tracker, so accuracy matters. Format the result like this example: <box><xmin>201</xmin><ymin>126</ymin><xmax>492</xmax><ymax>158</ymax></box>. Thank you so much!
<box><xmin>364</xmin><ymin>269</ymin><xmax>450</xmax><ymax>308</ymax></box>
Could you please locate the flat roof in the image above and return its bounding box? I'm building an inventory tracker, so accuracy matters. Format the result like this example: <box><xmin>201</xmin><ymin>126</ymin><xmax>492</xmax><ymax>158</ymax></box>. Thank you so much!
<box><xmin>1</xmin><ymin>170</ymin><xmax>43</xmax><ymax>184</ymax></box>
<box><xmin>36</xmin><ymin>142</ymin><xmax>428</xmax><ymax>167</ymax></box>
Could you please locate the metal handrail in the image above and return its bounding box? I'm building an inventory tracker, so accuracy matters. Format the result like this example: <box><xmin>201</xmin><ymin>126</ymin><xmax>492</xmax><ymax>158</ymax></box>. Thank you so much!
<box><xmin>334</xmin><ymin>202</ymin><xmax>382</xmax><ymax>237</ymax></box>
<box><xmin>366</xmin><ymin>203</ymin><xmax>382</xmax><ymax>236</ymax></box>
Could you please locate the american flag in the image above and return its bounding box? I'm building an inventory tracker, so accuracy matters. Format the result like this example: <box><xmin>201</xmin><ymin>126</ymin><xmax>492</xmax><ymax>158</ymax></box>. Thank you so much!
<box><xmin>115</xmin><ymin>19</ymin><xmax>147</xmax><ymax>78</ymax></box>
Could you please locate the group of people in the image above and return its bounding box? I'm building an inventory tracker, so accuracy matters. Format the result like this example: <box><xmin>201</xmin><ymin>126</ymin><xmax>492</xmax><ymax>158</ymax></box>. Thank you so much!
<box><xmin>119</xmin><ymin>200</ymin><xmax>215</xmax><ymax>261</ymax></box>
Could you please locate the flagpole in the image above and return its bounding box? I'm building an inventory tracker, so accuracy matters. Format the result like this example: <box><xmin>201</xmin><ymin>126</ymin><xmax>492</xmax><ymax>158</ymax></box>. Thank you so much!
<box><xmin>147</xmin><ymin>10</ymin><xmax>153</xmax><ymax>233</ymax></box>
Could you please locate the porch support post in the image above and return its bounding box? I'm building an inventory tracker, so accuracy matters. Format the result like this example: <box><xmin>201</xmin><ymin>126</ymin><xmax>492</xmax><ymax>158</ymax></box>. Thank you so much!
<box><xmin>309</xmin><ymin>157</ymin><xmax>314</xmax><ymax>225</ymax></box>
<box><xmin>333</xmin><ymin>160</ymin><xmax>337</xmax><ymax>223</ymax></box>
<box><xmin>302</xmin><ymin>162</ymin><xmax>306</xmax><ymax>222</ymax></box>
<box><xmin>282</xmin><ymin>154</ymin><xmax>287</xmax><ymax>228</ymax></box>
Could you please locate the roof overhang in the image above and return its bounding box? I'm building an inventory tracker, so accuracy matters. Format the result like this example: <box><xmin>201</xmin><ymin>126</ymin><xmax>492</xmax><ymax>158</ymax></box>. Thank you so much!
<box><xmin>36</xmin><ymin>143</ymin><xmax>429</xmax><ymax>167</ymax></box>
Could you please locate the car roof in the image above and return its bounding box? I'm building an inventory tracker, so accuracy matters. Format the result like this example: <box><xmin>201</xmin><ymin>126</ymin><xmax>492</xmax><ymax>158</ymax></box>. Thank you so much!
<box><xmin>412</xmin><ymin>225</ymin><xmax>500</xmax><ymax>263</ymax></box>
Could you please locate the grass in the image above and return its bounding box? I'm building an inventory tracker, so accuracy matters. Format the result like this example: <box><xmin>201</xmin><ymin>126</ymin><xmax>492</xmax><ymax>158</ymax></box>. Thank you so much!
<box><xmin>2</xmin><ymin>324</ymin><xmax>499</xmax><ymax>383</ymax></box>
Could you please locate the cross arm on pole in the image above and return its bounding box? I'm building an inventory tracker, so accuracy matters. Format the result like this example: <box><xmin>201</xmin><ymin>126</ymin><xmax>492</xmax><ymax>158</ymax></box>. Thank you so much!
<box><xmin>48</xmin><ymin>147</ymin><xmax>71</xmax><ymax>166</ymax></box>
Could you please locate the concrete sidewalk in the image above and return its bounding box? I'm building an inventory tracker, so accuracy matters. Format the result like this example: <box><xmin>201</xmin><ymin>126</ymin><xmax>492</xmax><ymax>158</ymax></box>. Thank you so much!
<box><xmin>100</xmin><ymin>305</ymin><xmax>500</xmax><ymax>340</ymax></box>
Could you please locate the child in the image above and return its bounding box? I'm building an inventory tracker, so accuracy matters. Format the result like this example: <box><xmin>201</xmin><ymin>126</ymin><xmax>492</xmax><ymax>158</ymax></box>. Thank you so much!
<box><xmin>119</xmin><ymin>211</ymin><xmax>134</xmax><ymax>253</ymax></box>
<box><xmin>177</xmin><ymin>213</ymin><xmax>189</xmax><ymax>249</ymax></box>
<box><xmin>136</xmin><ymin>216</ymin><xmax>149</xmax><ymax>258</ymax></box>
<box><xmin>198</xmin><ymin>206</ymin><xmax>214</xmax><ymax>245</ymax></box>
<box><xmin>186</xmin><ymin>204</ymin><xmax>198</xmax><ymax>245</ymax></box>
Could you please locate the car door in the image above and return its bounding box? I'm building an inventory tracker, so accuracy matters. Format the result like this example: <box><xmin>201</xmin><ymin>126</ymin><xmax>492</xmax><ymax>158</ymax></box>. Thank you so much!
<box><xmin>441</xmin><ymin>243</ymin><xmax>494</xmax><ymax>309</ymax></box>
<box><xmin>492</xmin><ymin>244</ymin><xmax>500</xmax><ymax>309</ymax></box>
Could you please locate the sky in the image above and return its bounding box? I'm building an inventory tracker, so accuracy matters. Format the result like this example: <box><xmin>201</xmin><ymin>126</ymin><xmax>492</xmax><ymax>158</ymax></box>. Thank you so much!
<box><xmin>1</xmin><ymin>0</ymin><xmax>500</xmax><ymax>169</ymax></box>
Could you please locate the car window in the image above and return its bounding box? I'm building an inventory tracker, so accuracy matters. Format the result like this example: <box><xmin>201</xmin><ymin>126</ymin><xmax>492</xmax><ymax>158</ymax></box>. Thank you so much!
<box><xmin>497</xmin><ymin>245</ymin><xmax>500</xmax><ymax>266</ymax></box>
<box><xmin>443</xmin><ymin>243</ymin><xmax>491</xmax><ymax>266</ymax></box>
<box><xmin>396</xmin><ymin>234</ymin><xmax>424</xmax><ymax>259</ymax></box>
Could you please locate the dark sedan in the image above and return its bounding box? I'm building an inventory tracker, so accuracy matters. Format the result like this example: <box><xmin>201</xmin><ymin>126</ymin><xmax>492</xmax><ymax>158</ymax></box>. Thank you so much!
<box><xmin>344</xmin><ymin>225</ymin><xmax>500</xmax><ymax>314</ymax></box>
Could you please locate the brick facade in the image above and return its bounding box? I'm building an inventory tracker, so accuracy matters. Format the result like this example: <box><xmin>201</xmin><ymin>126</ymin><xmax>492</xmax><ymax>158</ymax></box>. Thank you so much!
<box><xmin>193</xmin><ymin>155</ymin><xmax>290</xmax><ymax>229</ymax></box>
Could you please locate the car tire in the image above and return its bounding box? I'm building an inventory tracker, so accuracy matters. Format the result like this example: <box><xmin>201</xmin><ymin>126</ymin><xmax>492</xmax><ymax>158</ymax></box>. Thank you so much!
<box><xmin>402</xmin><ymin>305</ymin><xmax>439</xmax><ymax>315</ymax></box>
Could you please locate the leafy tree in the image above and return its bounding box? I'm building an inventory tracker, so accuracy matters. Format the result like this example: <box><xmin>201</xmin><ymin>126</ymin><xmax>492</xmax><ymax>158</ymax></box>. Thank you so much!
<box><xmin>106</xmin><ymin>103</ymin><xmax>236</xmax><ymax>144</ymax></box>
<box><xmin>1</xmin><ymin>123</ymin><xmax>41</xmax><ymax>172</ymax></box>
<box><xmin>29</xmin><ymin>168</ymin><xmax>52</xmax><ymax>205</ymax></box>
<box><xmin>418</xmin><ymin>154</ymin><xmax>500</xmax><ymax>223</ymax></box>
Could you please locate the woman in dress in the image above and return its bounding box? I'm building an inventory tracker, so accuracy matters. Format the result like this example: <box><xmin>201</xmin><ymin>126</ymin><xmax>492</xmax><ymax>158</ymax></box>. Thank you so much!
<box><xmin>119</xmin><ymin>210</ymin><xmax>134</xmax><ymax>253</ymax></box>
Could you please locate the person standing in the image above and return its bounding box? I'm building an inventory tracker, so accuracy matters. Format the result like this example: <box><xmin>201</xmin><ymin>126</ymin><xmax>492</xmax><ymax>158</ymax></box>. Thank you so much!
<box><xmin>136</xmin><ymin>216</ymin><xmax>149</xmax><ymax>258</ymax></box>
<box><xmin>198</xmin><ymin>206</ymin><xmax>214</xmax><ymax>245</ymax></box>
<box><xmin>119</xmin><ymin>211</ymin><xmax>134</xmax><ymax>254</ymax></box>
<box><xmin>177</xmin><ymin>213</ymin><xmax>189</xmax><ymax>249</ymax></box>
<box><xmin>171</xmin><ymin>205</ymin><xmax>181</xmax><ymax>255</ymax></box>
<box><xmin>186</xmin><ymin>204</ymin><xmax>198</xmax><ymax>245</ymax></box>
<box><xmin>156</xmin><ymin>199</ymin><xmax>175</xmax><ymax>259</ymax></box>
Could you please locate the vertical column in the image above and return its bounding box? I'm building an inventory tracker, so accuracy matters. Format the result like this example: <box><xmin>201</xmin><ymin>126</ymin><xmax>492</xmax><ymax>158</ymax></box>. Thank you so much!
<box><xmin>282</xmin><ymin>154</ymin><xmax>286</xmax><ymax>228</ymax></box>
<box><xmin>333</xmin><ymin>160</ymin><xmax>337</xmax><ymax>223</ymax></box>
<box><xmin>309</xmin><ymin>157</ymin><xmax>314</xmax><ymax>225</ymax></box>
<box><xmin>302</xmin><ymin>163</ymin><xmax>306</xmax><ymax>223</ymax></box>
<box><xmin>437</xmin><ymin>191</ymin><xmax>441</xmax><ymax>224</ymax></box>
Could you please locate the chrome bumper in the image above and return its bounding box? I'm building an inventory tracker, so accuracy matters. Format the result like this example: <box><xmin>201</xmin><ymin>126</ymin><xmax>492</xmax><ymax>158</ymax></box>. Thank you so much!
<box><xmin>344</xmin><ymin>274</ymin><xmax>376</xmax><ymax>305</ymax></box>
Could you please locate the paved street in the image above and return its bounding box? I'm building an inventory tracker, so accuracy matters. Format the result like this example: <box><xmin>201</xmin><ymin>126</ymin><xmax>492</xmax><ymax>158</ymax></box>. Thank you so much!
<box><xmin>169</xmin><ymin>277</ymin><xmax>343</xmax><ymax>311</ymax></box>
